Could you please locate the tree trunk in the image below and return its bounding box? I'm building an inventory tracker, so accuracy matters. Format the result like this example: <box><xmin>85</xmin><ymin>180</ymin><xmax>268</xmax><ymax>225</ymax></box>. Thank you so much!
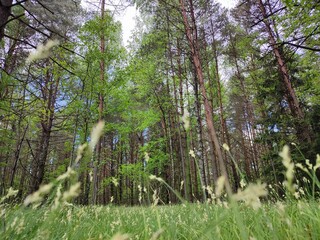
<box><xmin>193</xmin><ymin>74</ymin><xmax>207</xmax><ymax>201</ymax></box>
<box><xmin>0</xmin><ymin>0</ymin><xmax>13</xmax><ymax>41</ymax></box>
<box><xmin>179</xmin><ymin>0</ymin><xmax>232</xmax><ymax>195</ymax></box>
<box><xmin>258</xmin><ymin>0</ymin><xmax>311</xmax><ymax>143</ymax></box>
<box><xmin>92</xmin><ymin>0</ymin><xmax>106</xmax><ymax>204</ymax></box>
<box><xmin>10</xmin><ymin>124</ymin><xmax>28</xmax><ymax>187</ymax></box>
<box><xmin>29</xmin><ymin>70</ymin><xmax>59</xmax><ymax>193</ymax></box>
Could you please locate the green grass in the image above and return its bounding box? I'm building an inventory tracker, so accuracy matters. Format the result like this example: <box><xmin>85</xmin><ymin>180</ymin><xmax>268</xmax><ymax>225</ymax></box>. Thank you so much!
<box><xmin>1</xmin><ymin>200</ymin><xmax>320</xmax><ymax>239</ymax></box>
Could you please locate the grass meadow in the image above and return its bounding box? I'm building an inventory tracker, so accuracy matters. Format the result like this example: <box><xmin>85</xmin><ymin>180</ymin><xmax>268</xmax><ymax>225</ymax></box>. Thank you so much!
<box><xmin>1</xmin><ymin>199</ymin><xmax>320</xmax><ymax>239</ymax></box>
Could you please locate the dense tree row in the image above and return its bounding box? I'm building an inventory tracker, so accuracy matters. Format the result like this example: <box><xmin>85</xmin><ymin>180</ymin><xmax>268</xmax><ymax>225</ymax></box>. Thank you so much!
<box><xmin>0</xmin><ymin>0</ymin><xmax>319</xmax><ymax>205</ymax></box>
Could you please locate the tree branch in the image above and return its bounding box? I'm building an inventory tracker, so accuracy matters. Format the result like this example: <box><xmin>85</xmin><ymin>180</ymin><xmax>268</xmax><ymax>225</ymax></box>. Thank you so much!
<box><xmin>10</xmin><ymin>0</ymin><xmax>28</xmax><ymax>7</ymax></box>
<box><xmin>4</xmin><ymin>34</ymin><xmax>77</xmax><ymax>75</ymax></box>
<box><xmin>20</xmin><ymin>4</ymin><xmax>67</xmax><ymax>40</ymax></box>
<box><xmin>0</xmin><ymin>13</ymin><xmax>24</xmax><ymax>29</ymax></box>
<box><xmin>34</xmin><ymin>0</ymin><xmax>54</xmax><ymax>14</ymax></box>
<box><xmin>250</xmin><ymin>6</ymin><xmax>286</xmax><ymax>28</ymax></box>
<box><xmin>281</xmin><ymin>41</ymin><xmax>320</xmax><ymax>52</ymax></box>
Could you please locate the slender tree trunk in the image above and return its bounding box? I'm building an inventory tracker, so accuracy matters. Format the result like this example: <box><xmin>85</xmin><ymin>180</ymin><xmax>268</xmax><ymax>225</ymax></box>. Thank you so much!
<box><xmin>78</xmin><ymin>96</ymin><xmax>91</xmax><ymax>205</ymax></box>
<box><xmin>17</xmin><ymin>157</ymin><xmax>27</xmax><ymax>200</ymax></box>
<box><xmin>179</xmin><ymin>0</ymin><xmax>231</xmax><ymax>195</ymax></box>
<box><xmin>211</xmin><ymin>36</ymin><xmax>238</xmax><ymax>188</ymax></box>
<box><xmin>10</xmin><ymin>80</ymin><xmax>28</xmax><ymax>187</ymax></box>
<box><xmin>153</xmin><ymin>88</ymin><xmax>176</xmax><ymax>201</ymax></box>
<box><xmin>165</xmin><ymin>29</ymin><xmax>179</xmax><ymax>201</ymax></box>
<box><xmin>30</xmin><ymin>70</ymin><xmax>59</xmax><ymax>193</ymax></box>
<box><xmin>192</xmin><ymin>75</ymin><xmax>207</xmax><ymax>200</ymax></box>
<box><xmin>258</xmin><ymin>0</ymin><xmax>311</xmax><ymax>143</ymax></box>
<box><xmin>164</xmin><ymin>13</ymin><xmax>176</xmax><ymax>189</ymax></box>
<box><xmin>176</xmin><ymin>66</ymin><xmax>190</xmax><ymax>201</ymax></box>
<box><xmin>92</xmin><ymin>0</ymin><xmax>106</xmax><ymax>204</ymax></box>
<box><xmin>118</xmin><ymin>140</ymin><xmax>123</xmax><ymax>204</ymax></box>
<box><xmin>10</xmin><ymin>124</ymin><xmax>28</xmax><ymax>187</ymax></box>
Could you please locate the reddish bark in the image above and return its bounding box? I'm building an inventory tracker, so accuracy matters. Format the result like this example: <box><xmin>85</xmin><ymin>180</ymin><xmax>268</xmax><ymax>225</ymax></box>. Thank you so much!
<box><xmin>179</xmin><ymin>0</ymin><xmax>232</xmax><ymax>195</ymax></box>
<box><xmin>258</xmin><ymin>0</ymin><xmax>311</xmax><ymax>143</ymax></box>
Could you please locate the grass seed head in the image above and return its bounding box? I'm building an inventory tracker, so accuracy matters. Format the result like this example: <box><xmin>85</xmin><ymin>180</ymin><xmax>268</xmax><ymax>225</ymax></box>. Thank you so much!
<box><xmin>89</xmin><ymin>171</ymin><xmax>93</xmax><ymax>182</ymax></box>
<box><xmin>222</xmin><ymin>143</ymin><xmax>230</xmax><ymax>152</ymax></box>
<box><xmin>232</xmin><ymin>182</ymin><xmax>267</xmax><ymax>210</ymax></box>
<box><xmin>75</xmin><ymin>143</ymin><xmax>88</xmax><ymax>164</ymax></box>
<box><xmin>144</xmin><ymin>152</ymin><xmax>150</xmax><ymax>162</ymax></box>
<box><xmin>314</xmin><ymin>154</ymin><xmax>320</xmax><ymax>170</ymax></box>
<box><xmin>306</xmin><ymin>159</ymin><xmax>313</xmax><ymax>170</ymax></box>
<box><xmin>189</xmin><ymin>149</ymin><xmax>196</xmax><ymax>158</ymax></box>
<box><xmin>0</xmin><ymin>187</ymin><xmax>19</xmax><ymax>203</ymax></box>
<box><xmin>111</xmin><ymin>233</ymin><xmax>130</xmax><ymax>240</ymax></box>
<box><xmin>24</xmin><ymin>183</ymin><xmax>53</xmax><ymax>206</ymax></box>
<box><xmin>240</xmin><ymin>179</ymin><xmax>246</xmax><ymax>188</ymax></box>
<box><xmin>215</xmin><ymin>176</ymin><xmax>225</xmax><ymax>198</ymax></box>
<box><xmin>180</xmin><ymin>180</ymin><xmax>184</xmax><ymax>191</ymax></box>
<box><xmin>26</xmin><ymin>39</ymin><xmax>59</xmax><ymax>62</ymax></box>
<box><xmin>149</xmin><ymin>174</ymin><xmax>163</xmax><ymax>182</ymax></box>
<box><xmin>182</xmin><ymin>109</ymin><xmax>190</xmax><ymax>130</ymax></box>
<box><xmin>152</xmin><ymin>189</ymin><xmax>159</xmax><ymax>206</ymax></box>
<box><xmin>150</xmin><ymin>229</ymin><xmax>164</xmax><ymax>240</ymax></box>
<box><xmin>89</xmin><ymin>121</ymin><xmax>105</xmax><ymax>151</ymax></box>
<box><xmin>53</xmin><ymin>184</ymin><xmax>62</xmax><ymax>210</ymax></box>
<box><xmin>111</xmin><ymin>177</ymin><xmax>119</xmax><ymax>187</ymax></box>
<box><xmin>62</xmin><ymin>182</ymin><xmax>81</xmax><ymax>201</ymax></box>
<box><xmin>294</xmin><ymin>191</ymin><xmax>300</xmax><ymax>199</ymax></box>
<box><xmin>6</xmin><ymin>187</ymin><xmax>19</xmax><ymax>198</ymax></box>
<box><xmin>138</xmin><ymin>185</ymin><xmax>143</xmax><ymax>203</ymax></box>
<box><xmin>295</xmin><ymin>163</ymin><xmax>307</xmax><ymax>172</ymax></box>
<box><xmin>279</xmin><ymin>145</ymin><xmax>295</xmax><ymax>194</ymax></box>
<box><xmin>57</xmin><ymin>167</ymin><xmax>76</xmax><ymax>181</ymax></box>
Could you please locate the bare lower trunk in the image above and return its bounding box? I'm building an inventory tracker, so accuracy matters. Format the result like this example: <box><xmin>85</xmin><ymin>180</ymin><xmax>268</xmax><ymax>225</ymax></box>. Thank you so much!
<box><xmin>30</xmin><ymin>127</ymin><xmax>51</xmax><ymax>193</ymax></box>
<box><xmin>10</xmin><ymin>125</ymin><xmax>28</xmax><ymax>187</ymax></box>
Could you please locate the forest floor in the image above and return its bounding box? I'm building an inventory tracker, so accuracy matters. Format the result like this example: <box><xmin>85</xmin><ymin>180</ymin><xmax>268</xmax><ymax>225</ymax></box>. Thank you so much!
<box><xmin>1</xmin><ymin>200</ymin><xmax>320</xmax><ymax>239</ymax></box>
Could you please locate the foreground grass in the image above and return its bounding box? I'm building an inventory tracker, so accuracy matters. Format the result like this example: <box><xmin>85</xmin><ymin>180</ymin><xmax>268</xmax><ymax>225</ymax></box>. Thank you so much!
<box><xmin>1</xmin><ymin>200</ymin><xmax>320</xmax><ymax>240</ymax></box>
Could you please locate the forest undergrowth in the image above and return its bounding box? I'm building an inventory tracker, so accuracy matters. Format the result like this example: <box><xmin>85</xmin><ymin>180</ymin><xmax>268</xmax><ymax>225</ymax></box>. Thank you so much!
<box><xmin>1</xmin><ymin>121</ymin><xmax>320</xmax><ymax>240</ymax></box>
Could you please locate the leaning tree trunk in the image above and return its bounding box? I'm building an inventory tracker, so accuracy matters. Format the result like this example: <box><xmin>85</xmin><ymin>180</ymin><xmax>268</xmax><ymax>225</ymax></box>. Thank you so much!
<box><xmin>179</xmin><ymin>0</ymin><xmax>232</xmax><ymax>195</ymax></box>
<box><xmin>258</xmin><ymin>0</ymin><xmax>312</xmax><ymax>144</ymax></box>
